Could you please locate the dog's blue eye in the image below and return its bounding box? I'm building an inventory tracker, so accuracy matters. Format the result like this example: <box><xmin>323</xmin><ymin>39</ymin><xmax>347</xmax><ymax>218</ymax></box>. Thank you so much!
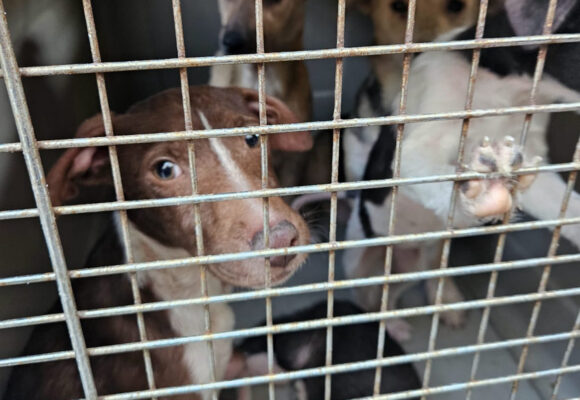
<box><xmin>245</xmin><ymin>134</ymin><xmax>260</xmax><ymax>148</ymax></box>
<box><xmin>154</xmin><ymin>160</ymin><xmax>182</xmax><ymax>180</ymax></box>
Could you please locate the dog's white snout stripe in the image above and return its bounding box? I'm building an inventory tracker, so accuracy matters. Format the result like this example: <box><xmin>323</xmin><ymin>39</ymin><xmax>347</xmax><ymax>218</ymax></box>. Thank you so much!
<box><xmin>197</xmin><ymin>110</ymin><xmax>251</xmax><ymax>192</ymax></box>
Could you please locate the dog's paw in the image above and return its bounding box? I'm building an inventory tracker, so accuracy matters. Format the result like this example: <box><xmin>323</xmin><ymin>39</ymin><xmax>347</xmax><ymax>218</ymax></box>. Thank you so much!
<box><xmin>460</xmin><ymin>136</ymin><xmax>541</xmax><ymax>219</ymax></box>
<box><xmin>386</xmin><ymin>318</ymin><xmax>413</xmax><ymax>342</ymax></box>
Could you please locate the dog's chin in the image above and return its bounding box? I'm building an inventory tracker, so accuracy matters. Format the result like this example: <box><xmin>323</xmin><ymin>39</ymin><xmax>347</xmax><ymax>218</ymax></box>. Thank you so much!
<box><xmin>209</xmin><ymin>253</ymin><xmax>308</xmax><ymax>289</ymax></box>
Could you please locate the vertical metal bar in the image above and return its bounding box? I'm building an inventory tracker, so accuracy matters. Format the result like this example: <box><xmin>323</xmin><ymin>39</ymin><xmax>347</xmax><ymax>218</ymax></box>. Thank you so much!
<box><xmin>80</xmin><ymin>1</ymin><xmax>157</xmax><ymax>395</ymax></box>
<box><xmin>550</xmin><ymin>306</ymin><xmax>580</xmax><ymax>400</ymax></box>
<box><xmin>171</xmin><ymin>2</ymin><xmax>218</xmax><ymax>399</ymax></box>
<box><xmin>254</xmin><ymin>1</ymin><xmax>275</xmax><ymax>399</ymax></box>
<box><xmin>510</xmin><ymin>138</ymin><xmax>580</xmax><ymax>400</ymax></box>
<box><xmin>373</xmin><ymin>0</ymin><xmax>417</xmax><ymax>395</ymax></box>
<box><xmin>510</xmin><ymin>1</ymin><xmax>563</xmax><ymax>397</ymax></box>
<box><xmin>423</xmin><ymin>2</ymin><xmax>489</xmax><ymax>397</ymax></box>
<box><xmin>324</xmin><ymin>1</ymin><xmax>346</xmax><ymax>399</ymax></box>
<box><xmin>519</xmin><ymin>0</ymin><xmax>559</xmax><ymax>146</ymax></box>
<box><xmin>0</xmin><ymin>1</ymin><xmax>98</xmax><ymax>398</ymax></box>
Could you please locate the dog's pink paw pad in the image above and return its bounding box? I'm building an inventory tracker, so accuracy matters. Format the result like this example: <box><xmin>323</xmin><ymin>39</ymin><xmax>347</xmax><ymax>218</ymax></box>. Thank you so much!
<box><xmin>471</xmin><ymin>181</ymin><xmax>512</xmax><ymax>217</ymax></box>
<box><xmin>460</xmin><ymin>136</ymin><xmax>540</xmax><ymax>220</ymax></box>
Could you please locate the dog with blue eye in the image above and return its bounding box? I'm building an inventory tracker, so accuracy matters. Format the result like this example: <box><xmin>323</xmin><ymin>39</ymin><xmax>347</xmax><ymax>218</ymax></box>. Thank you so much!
<box><xmin>342</xmin><ymin>0</ymin><xmax>580</xmax><ymax>340</ymax></box>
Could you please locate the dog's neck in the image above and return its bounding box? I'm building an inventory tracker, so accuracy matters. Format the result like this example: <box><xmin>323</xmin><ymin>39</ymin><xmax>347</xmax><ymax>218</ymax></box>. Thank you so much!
<box><xmin>115</xmin><ymin>215</ymin><xmax>235</xmax><ymax>393</ymax></box>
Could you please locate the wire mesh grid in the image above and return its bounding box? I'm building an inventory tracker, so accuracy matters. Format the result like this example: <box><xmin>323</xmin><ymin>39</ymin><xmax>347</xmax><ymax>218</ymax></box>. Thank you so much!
<box><xmin>0</xmin><ymin>0</ymin><xmax>579</xmax><ymax>399</ymax></box>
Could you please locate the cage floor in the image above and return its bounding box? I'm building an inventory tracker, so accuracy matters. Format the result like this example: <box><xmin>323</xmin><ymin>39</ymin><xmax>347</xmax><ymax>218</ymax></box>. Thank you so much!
<box><xmin>231</xmin><ymin>224</ymin><xmax>580</xmax><ymax>400</ymax></box>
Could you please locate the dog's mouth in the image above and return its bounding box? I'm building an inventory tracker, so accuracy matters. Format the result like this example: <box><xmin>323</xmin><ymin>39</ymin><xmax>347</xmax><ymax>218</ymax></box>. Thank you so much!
<box><xmin>209</xmin><ymin>251</ymin><xmax>308</xmax><ymax>289</ymax></box>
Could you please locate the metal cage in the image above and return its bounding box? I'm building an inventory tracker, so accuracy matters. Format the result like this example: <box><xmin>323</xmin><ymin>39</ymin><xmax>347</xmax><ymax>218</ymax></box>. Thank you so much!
<box><xmin>0</xmin><ymin>0</ymin><xmax>579</xmax><ymax>399</ymax></box>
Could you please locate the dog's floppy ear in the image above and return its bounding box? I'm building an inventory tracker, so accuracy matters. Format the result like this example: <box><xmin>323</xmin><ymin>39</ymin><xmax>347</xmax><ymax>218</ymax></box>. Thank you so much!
<box><xmin>241</xmin><ymin>88</ymin><xmax>313</xmax><ymax>152</ymax></box>
<box><xmin>505</xmin><ymin>0</ymin><xmax>577</xmax><ymax>37</ymax></box>
<box><xmin>47</xmin><ymin>114</ymin><xmax>113</xmax><ymax>206</ymax></box>
<box><xmin>346</xmin><ymin>0</ymin><xmax>371</xmax><ymax>14</ymax></box>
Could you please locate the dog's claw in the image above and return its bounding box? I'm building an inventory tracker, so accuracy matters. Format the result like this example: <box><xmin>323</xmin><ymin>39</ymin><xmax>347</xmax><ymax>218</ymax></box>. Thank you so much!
<box><xmin>504</xmin><ymin>136</ymin><xmax>515</xmax><ymax>147</ymax></box>
<box><xmin>481</xmin><ymin>136</ymin><xmax>491</xmax><ymax>147</ymax></box>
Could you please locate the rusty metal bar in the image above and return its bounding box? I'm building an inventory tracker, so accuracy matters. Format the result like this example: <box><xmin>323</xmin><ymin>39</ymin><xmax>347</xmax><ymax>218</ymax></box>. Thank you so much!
<box><xmin>373</xmin><ymin>0</ymin><xmax>417</xmax><ymax>394</ymax></box>
<box><xmin>324</xmin><ymin>0</ymin><xmax>346</xmax><ymax>398</ymax></box>
<box><xmin>4</xmin><ymin>331</ymin><xmax>579</xmax><ymax>398</ymax></box>
<box><xmin>170</xmin><ymin>2</ymin><xmax>219</xmax><ymax>399</ymax></box>
<box><xmin>0</xmin><ymin>34</ymin><xmax>579</xmax><ymax>79</ymax></box>
<box><xmin>3</xmin><ymin>253</ymin><xmax>580</xmax><ymax>332</ymax></box>
<box><xmin>2</xmin><ymin>162</ymin><xmax>577</xmax><ymax>223</ymax></box>
<box><xmin>550</xmin><ymin>306</ymin><xmax>580</xmax><ymax>400</ymax></box>
<box><xmin>0</xmin><ymin>1</ymin><xmax>97</xmax><ymax>397</ymax></box>
<box><xmin>519</xmin><ymin>0</ymin><xmax>559</xmax><ymax>147</ymax></box>
<box><xmin>1</xmin><ymin>215</ymin><xmax>579</xmax><ymax>289</ymax></box>
<box><xmin>3</xmin><ymin>101</ymin><xmax>580</xmax><ymax>153</ymax></box>
<box><xmin>80</xmin><ymin>1</ymin><xmax>157</xmax><ymax>394</ymax></box>
<box><xmin>422</xmin><ymin>1</ymin><xmax>490</xmax><ymax>395</ymax></box>
<box><xmin>251</xmin><ymin>1</ymin><xmax>277</xmax><ymax>399</ymax></box>
<box><xmin>8</xmin><ymin>331</ymin><xmax>580</xmax><ymax>400</ymax></box>
<box><xmin>3</xmin><ymin>288</ymin><xmax>580</xmax><ymax>370</ymax></box>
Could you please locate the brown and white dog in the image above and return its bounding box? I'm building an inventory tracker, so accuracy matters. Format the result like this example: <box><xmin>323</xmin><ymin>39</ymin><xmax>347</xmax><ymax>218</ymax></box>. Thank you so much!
<box><xmin>5</xmin><ymin>86</ymin><xmax>312</xmax><ymax>400</ymax></box>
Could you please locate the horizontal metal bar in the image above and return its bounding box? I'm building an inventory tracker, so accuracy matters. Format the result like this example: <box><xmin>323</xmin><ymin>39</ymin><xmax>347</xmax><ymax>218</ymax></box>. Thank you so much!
<box><xmin>1</xmin><ymin>165</ymin><xmax>577</xmax><ymax>220</ymax></box>
<box><xmin>0</xmin><ymin>349</ymin><xmax>75</xmax><ymax>369</ymax></box>
<box><xmin>0</xmin><ymin>34</ymin><xmax>578</xmax><ymax>79</ymax></box>
<box><xmin>358</xmin><ymin>365</ymin><xmax>580</xmax><ymax>400</ymax></box>
<box><xmin>2</xmin><ymin>286</ymin><xmax>578</xmax><ymax>369</ymax></box>
<box><xmin>0</xmin><ymin>162</ymin><xmax>577</xmax><ymax>222</ymax></box>
<box><xmin>0</xmin><ymin>215</ymin><xmax>578</xmax><ymax>288</ymax></box>
<box><xmin>76</xmin><ymin>332</ymin><xmax>580</xmax><ymax>400</ymax></box>
<box><xmin>67</xmin><ymin>216</ymin><xmax>580</xmax><ymax>279</ymax></box>
<box><xmin>2</xmin><ymin>101</ymin><xmax>580</xmax><ymax>154</ymax></box>
<box><xmin>3</xmin><ymin>253</ymin><xmax>580</xmax><ymax>331</ymax></box>
<box><xmin>0</xmin><ymin>271</ymin><xmax>55</xmax><ymax>286</ymax></box>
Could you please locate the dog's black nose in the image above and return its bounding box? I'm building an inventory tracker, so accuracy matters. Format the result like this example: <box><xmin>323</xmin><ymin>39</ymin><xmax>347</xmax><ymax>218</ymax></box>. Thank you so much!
<box><xmin>222</xmin><ymin>30</ymin><xmax>247</xmax><ymax>55</ymax></box>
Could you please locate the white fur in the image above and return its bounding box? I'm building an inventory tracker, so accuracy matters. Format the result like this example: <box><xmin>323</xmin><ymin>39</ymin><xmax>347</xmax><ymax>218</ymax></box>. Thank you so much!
<box><xmin>121</xmin><ymin>219</ymin><xmax>234</xmax><ymax>400</ymax></box>
<box><xmin>397</xmin><ymin>51</ymin><xmax>580</xmax><ymax>232</ymax></box>
<box><xmin>198</xmin><ymin>110</ymin><xmax>251</xmax><ymax>192</ymax></box>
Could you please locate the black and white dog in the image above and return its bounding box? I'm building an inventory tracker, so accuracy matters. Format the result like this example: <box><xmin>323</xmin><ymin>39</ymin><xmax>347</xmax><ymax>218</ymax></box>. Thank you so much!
<box><xmin>237</xmin><ymin>301</ymin><xmax>421</xmax><ymax>400</ymax></box>
<box><xmin>343</xmin><ymin>0</ymin><xmax>580</xmax><ymax>338</ymax></box>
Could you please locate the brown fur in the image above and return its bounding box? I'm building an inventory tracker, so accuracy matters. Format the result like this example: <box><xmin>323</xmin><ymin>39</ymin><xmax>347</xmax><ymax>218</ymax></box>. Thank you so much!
<box><xmin>5</xmin><ymin>86</ymin><xmax>312</xmax><ymax>399</ymax></box>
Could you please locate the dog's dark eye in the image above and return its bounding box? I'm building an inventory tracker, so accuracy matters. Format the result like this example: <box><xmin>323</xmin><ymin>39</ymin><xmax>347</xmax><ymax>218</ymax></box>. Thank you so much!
<box><xmin>447</xmin><ymin>0</ymin><xmax>465</xmax><ymax>13</ymax></box>
<box><xmin>154</xmin><ymin>160</ymin><xmax>182</xmax><ymax>180</ymax></box>
<box><xmin>391</xmin><ymin>0</ymin><xmax>408</xmax><ymax>14</ymax></box>
<box><xmin>245</xmin><ymin>134</ymin><xmax>260</xmax><ymax>148</ymax></box>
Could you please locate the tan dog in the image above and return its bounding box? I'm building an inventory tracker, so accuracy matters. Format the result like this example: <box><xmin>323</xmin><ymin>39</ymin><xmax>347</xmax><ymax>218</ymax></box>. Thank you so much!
<box><xmin>210</xmin><ymin>0</ymin><xmax>311</xmax><ymax>122</ymax></box>
<box><xmin>210</xmin><ymin>0</ymin><xmax>317</xmax><ymax>190</ymax></box>
<box><xmin>5</xmin><ymin>86</ymin><xmax>311</xmax><ymax>400</ymax></box>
